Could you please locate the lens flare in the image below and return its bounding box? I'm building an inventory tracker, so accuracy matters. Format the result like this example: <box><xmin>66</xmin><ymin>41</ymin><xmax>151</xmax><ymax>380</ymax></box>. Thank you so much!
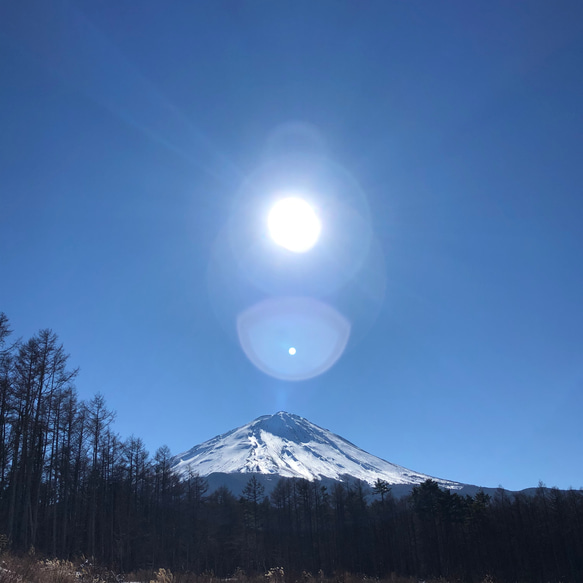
<box><xmin>237</xmin><ymin>297</ymin><xmax>350</xmax><ymax>381</ymax></box>
<box><xmin>208</xmin><ymin>141</ymin><xmax>386</xmax><ymax>383</ymax></box>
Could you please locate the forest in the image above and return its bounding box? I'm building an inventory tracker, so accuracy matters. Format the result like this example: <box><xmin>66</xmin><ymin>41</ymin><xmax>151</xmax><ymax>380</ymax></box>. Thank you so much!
<box><xmin>1</xmin><ymin>312</ymin><xmax>582</xmax><ymax>583</ymax></box>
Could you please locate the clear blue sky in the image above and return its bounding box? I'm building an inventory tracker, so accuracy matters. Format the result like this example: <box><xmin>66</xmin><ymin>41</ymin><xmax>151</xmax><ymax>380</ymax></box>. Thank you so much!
<box><xmin>1</xmin><ymin>1</ymin><xmax>582</xmax><ymax>491</ymax></box>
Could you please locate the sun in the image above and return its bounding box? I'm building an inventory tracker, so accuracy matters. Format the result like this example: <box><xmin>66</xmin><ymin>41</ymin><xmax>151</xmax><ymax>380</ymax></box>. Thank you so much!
<box><xmin>267</xmin><ymin>196</ymin><xmax>321</xmax><ymax>253</ymax></box>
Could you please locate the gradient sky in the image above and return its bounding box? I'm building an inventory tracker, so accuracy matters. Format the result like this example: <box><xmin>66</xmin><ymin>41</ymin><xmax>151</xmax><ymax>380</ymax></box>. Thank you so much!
<box><xmin>1</xmin><ymin>1</ymin><xmax>582</xmax><ymax>492</ymax></box>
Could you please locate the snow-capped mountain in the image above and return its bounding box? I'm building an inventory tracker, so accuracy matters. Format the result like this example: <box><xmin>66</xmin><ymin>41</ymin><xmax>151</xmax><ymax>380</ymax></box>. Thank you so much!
<box><xmin>172</xmin><ymin>411</ymin><xmax>462</xmax><ymax>491</ymax></box>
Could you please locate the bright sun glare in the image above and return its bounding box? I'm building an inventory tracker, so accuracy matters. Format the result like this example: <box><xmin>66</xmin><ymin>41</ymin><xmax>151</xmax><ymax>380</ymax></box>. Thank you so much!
<box><xmin>268</xmin><ymin>196</ymin><xmax>321</xmax><ymax>253</ymax></box>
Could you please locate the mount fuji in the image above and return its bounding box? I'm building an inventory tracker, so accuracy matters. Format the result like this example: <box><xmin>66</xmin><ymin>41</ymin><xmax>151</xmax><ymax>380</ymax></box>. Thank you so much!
<box><xmin>172</xmin><ymin>412</ymin><xmax>466</xmax><ymax>496</ymax></box>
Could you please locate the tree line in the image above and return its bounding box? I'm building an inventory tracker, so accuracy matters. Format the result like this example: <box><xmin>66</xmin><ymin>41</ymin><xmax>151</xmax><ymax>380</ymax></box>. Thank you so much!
<box><xmin>1</xmin><ymin>313</ymin><xmax>582</xmax><ymax>583</ymax></box>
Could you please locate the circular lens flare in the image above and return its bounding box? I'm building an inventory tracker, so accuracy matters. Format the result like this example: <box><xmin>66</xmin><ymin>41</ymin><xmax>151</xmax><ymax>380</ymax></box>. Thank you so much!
<box><xmin>237</xmin><ymin>297</ymin><xmax>350</xmax><ymax>381</ymax></box>
<box><xmin>268</xmin><ymin>197</ymin><xmax>321</xmax><ymax>253</ymax></box>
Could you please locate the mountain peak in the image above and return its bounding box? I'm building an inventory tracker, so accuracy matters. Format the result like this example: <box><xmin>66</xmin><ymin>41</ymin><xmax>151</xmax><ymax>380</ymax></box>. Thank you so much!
<box><xmin>249</xmin><ymin>412</ymin><xmax>315</xmax><ymax>443</ymax></box>
<box><xmin>172</xmin><ymin>412</ymin><xmax>462</xmax><ymax>489</ymax></box>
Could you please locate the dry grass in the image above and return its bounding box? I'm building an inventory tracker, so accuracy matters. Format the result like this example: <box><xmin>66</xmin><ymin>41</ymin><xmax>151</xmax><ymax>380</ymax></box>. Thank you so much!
<box><xmin>0</xmin><ymin>554</ymin><xmax>122</xmax><ymax>583</ymax></box>
<box><xmin>0</xmin><ymin>555</ymin><xmax>77</xmax><ymax>583</ymax></box>
<box><xmin>0</xmin><ymin>554</ymin><xmax>498</xmax><ymax>583</ymax></box>
<box><xmin>133</xmin><ymin>569</ymin><xmax>495</xmax><ymax>583</ymax></box>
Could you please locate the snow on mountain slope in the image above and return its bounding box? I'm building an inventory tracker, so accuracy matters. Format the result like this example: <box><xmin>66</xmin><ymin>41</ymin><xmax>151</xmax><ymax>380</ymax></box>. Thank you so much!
<box><xmin>172</xmin><ymin>411</ymin><xmax>462</xmax><ymax>490</ymax></box>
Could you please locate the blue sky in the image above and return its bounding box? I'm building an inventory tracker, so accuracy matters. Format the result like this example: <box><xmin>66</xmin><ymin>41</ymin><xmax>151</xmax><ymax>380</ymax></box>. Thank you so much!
<box><xmin>1</xmin><ymin>1</ymin><xmax>582</xmax><ymax>491</ymax></box>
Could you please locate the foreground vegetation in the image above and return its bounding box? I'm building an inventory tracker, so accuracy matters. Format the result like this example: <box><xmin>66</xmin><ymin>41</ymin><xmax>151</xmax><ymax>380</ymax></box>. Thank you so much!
<box><xmin>0</xmin><ymin>553</ymin><xmax>498</xmax><ymax>583</ymax></box>
<box><xmin>1</xmin><ymin>314</ymin><xmax>583</xmax><ymax>583</ymax></box>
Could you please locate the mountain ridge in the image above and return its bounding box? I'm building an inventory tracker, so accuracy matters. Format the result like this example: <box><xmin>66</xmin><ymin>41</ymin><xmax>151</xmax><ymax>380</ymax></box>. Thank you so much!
<box><xmin>172</xmin><ymin>411</ymin><xmax>463</xmax><ymax>491</ymax></box>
